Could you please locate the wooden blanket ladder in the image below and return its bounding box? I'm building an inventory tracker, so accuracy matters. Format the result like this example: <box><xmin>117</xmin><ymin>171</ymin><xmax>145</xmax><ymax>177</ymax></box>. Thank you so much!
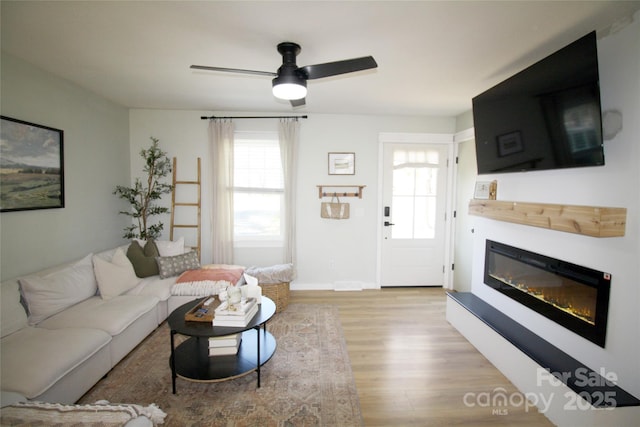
<box><xmin>170</xmin><ymin>157</ymin><xmax>201</xmax><ymax>260</ymax></box>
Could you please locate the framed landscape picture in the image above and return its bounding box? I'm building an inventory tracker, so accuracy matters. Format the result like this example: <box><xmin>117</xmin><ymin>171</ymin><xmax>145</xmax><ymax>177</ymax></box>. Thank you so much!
<box><xmin>1</xmin><ymin>116</ymin><xmax>64</xmax><ymax>212</ymax></box>
<box><xmin>328</xmin><ymin>152</ymin><xmax>355</xmax><ymax>175</ymax></box>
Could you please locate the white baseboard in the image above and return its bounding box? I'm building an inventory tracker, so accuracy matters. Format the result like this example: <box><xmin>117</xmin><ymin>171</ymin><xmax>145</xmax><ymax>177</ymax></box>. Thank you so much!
<box><xmin>290</xmin><ymin>281</ymin><xmax>377</xmax><ymax>291</ymax></box>
<box><xmin>289</xmin><ymin>282</ymin><xmax>333</xmax><ymax>291</ymax></box>
<box><xmin>333</xmin><ymin>281</ymin><xmax>364</xmax><ymax>291</ymax></box>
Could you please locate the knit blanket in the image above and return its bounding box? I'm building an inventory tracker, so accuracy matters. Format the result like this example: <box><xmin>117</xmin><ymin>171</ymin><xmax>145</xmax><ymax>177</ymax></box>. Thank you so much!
<box><xmin>0</xmin><ymin>400</ymin><xmax>166</xmax><ymax>426</ymax></box>
<box><xmin>170</xmin><ymin>266</ymin><xmax>244</xmax><ymax>296</ymax></box>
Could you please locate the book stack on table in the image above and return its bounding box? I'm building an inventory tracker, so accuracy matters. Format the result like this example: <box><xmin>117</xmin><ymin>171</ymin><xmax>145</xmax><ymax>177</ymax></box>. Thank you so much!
<box><xmin>208</xmin><ymin>334</ymin><xmax>241</xmax><ymax>356</ymax></box>
<box><xmin>212</xmin><ymin>298</ymin><xmax>259</xmax><ymax>327</ymax></box>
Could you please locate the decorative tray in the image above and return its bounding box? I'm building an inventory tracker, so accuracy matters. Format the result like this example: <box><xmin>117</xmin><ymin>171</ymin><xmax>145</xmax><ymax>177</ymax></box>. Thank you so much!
<box><xmin>184</xmin><ymin>296</ymin><xmax>221</xmax><ymax>322</ymax></box>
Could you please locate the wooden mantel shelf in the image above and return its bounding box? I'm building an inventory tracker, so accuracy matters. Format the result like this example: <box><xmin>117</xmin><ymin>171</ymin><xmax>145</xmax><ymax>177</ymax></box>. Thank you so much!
<box><xmin>469</xmin><ymin>199</ymin><xmax>626</xmax><ymax>237</ymax></box>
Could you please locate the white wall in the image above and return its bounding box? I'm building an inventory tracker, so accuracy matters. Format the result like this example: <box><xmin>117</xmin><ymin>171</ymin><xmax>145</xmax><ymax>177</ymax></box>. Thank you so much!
<box><xmin>453</xmin><ymin>137</ymin><xmax>476</xmax><ymax>292</ymax></box>
<box><xmin>0</xmin><ymin>53</ymin><xmax>131</xmax><ymax>280</ymax></box>
<box><xmin>467</xmin><ymin>15</ymin><xmax>640</xmax><ymax>397</ymax></box>
<box><xmin>129</xmin><ymin>110</ymin><xmax>455</xmax><ymax>287</ymax></box>
<box><xmin>128</xmin><ymin>109</ymin><xmax>209</xmax><ymax>260</ymax></box>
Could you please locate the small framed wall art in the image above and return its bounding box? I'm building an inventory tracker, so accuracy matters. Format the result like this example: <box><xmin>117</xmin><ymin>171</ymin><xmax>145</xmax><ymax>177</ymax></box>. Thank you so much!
<box><xmin>328</xmin><ymin>152</ymin><xmax>355</xmax><ymax>175</ymax></box>
<box><xmin>0</xmin><ymin>116</ymin><xmax>65</xmax><ymax>212</ymax></box>
<box><xmin>474</xmin><ymin>180</ymin><xmax>497</xmax><ymax>200</ymax></box>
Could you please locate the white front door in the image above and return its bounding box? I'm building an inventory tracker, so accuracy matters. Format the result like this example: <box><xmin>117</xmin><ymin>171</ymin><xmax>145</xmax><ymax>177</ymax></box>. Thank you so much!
<box><xmin>380</xmin><ymin>142</ymin><xmax>449</xmax><ymax>287</ymax></box>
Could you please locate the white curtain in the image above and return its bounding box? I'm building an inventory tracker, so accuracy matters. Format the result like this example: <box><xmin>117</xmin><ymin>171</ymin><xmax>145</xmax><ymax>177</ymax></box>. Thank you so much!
<box><xmin>208</xmin><ymin>119</ymin><xmax>235</xmax><ymax>264</ymax></box>
<box><xmin>279</xmin><ymin>118</ymin><xmax>300</xmax><ymax>264</ymax></box>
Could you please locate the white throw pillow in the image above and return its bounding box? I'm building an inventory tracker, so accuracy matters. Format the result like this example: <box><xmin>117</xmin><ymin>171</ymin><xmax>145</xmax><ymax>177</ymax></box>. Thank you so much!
<box><xmin>19</xmin><ymin>254</ymin><xmax>98</xmax><ymax>325</ymax></box>
<box><xmin>135</xmin><ymin>237</ymin><xmax>185</xmax><ymax>257</ymax></box>
<box><xmin>155</xmin><ymin>237</ymin><xmax>185</xmax><ymax>256</ymax></box>
<box><xmin>93</xmin><ymin>248</ymin><xmax>141</xmax><ymax>299</ymax></box>
<box><xmin>1</xmin><ymin>282</ymin><xmax>28</xmax><ymax>338</ymax></box>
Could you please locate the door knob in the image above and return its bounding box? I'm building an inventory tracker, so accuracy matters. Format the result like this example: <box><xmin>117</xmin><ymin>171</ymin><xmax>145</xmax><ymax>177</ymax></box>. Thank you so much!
<box><xmin>384</xmin><ymin>221</ymin><xmax>395</xmax><ymax>227</ymax></box>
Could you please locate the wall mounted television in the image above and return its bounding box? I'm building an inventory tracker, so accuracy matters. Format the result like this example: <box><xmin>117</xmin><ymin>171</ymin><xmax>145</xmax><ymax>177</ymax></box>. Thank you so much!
<box><xmin>472</xmin><ymin>31</ymin><xmax>604</xmax><ymax>174</ymax></box>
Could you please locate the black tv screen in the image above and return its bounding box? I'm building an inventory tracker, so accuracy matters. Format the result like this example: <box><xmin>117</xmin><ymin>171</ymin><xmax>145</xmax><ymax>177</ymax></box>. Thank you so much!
<box><xmin>473</xmin><ymin>31</ymin><xmax>604</xmax><ymax>174</ymax></box>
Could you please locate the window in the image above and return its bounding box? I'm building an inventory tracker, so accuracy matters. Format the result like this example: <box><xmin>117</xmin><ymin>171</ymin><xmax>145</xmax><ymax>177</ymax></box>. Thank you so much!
<box><xmin>391</xmin><ymin>148</ymin><xmax>440</xmax><ymax>239</ymax></box>
<box><xmin>233</xmin><ymin>131</ymin><xmax>284</xmax><ymax>245</ymax></box>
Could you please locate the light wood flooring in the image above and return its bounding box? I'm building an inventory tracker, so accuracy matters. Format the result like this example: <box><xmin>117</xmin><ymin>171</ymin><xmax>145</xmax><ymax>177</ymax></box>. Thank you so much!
<box><xmin>290</xmin><ymin>287</ymin><xmax>554</xmax><ymax>426</ymax></box>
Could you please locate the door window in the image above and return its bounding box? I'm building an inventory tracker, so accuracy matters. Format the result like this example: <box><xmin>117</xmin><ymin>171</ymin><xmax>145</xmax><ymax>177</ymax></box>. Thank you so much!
<box><xmin>391</xmin><ymin>148</ymin><xmax>440</xmax><ymax>239</ymax></box>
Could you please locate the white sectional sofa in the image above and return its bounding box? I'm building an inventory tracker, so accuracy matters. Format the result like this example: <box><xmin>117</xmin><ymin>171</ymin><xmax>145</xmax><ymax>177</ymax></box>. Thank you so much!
<box><xmin>0</xmin><ymin>240</ymin><xmax>205</xmax><ymax>406</ymax></box>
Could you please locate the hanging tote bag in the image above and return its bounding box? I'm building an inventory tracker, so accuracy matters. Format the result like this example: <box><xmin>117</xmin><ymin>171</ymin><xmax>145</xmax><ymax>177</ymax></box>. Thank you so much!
<box><xmin>320</xmin><ymin>195</ymin><xmax>350</xmax><ymax>220</ymax></box>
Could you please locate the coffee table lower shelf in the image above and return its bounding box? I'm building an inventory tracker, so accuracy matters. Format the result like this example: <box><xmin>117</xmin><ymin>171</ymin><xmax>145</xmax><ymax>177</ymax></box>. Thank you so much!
<box><xmin>171</xmin><ymin>329</ymin><xmax>276</xmax><ymax>384</ymax></box>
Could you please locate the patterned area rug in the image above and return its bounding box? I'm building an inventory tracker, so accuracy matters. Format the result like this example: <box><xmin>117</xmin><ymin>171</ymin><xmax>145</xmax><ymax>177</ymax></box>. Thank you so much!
<box><xmin>79</xmin><ymin>304</ymin><xmax>363</xmax><ymax>426</ymax></box>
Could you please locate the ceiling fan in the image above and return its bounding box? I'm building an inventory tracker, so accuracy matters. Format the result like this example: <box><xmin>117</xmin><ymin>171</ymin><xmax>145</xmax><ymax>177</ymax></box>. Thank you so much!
<box><xmin>191</xmin><ymin>42</ymin><xmax>377</xmax><ymax>107</ymax></box>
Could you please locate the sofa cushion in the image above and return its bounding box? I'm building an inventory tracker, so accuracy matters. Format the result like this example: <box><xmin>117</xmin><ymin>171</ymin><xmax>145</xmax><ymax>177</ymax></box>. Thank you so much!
<box><xmin>0</xmin><ymin>326</ymin><xmax>111</xmax><ymax>399</ymax></box>
<box><xmin>18</xmin><ymin>254</ymin><xmax>98</xmax><ymax>325</ymax></box>
<box><xmin>94</xmin><ymin>248</ymin><xmax>141</xmax><ymax>299</ymax></box>
<box><xmin>1</xmin><ymin>280</ymin><xmax>28</xmax><ymax>338</ymax></box>
<box><xmin>125</xmin><ymin>275</ymin><xmax>175</xmax><ymax>302</ymax></box>
<box><xmin>37</xmin><ymin>295</ymin><xmax>159</xmax><ymax>337</ymax></box>
<box><xmin>156</xmin><ymin>251</ymin><xmax>200</xmax><ymax>279</ymax></box>
<box><xmin>126</xmin><ymin>240</ymin><xmax>160</xmax><ymax>278</ymax></box>
<box><xmin>91</xmin><ymin>245</ymin><xmax>128</xmax><ymax>267</ymax></box>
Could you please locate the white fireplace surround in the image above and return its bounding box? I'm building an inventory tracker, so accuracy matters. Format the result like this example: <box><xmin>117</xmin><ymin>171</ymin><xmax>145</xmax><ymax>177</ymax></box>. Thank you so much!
<box><xmin>446</xmin><ymin>14</ymin><xmax>640</xmax><ymax>427</ymax></box>
<box><xmin>446</xmin><ymin>296</ymin><xmax>640</xmax><ymax>426</ymax></box>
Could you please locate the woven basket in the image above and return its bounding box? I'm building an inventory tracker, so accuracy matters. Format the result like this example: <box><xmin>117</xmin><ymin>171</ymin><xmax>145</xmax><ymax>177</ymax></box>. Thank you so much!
<box><xmin>261</xmin><ymin>282</ymin><xmax>290</xmax><ymax>313</ymax></box>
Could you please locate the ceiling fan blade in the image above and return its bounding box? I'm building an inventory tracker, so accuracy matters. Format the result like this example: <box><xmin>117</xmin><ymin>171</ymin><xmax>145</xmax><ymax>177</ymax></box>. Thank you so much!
<box><xmin>190</xmin><ymin>65</ymin><xmax>277</xmax><ymax>77</ymax></box>
<box><xmin>299</xmin><ymin>56</ymin><xmax>377</xmax><ymax>80</ymax></box>
<box><xmin>290</xmin><ymin>98</ymin><xmax>306</xmax><ymax>107</ymax></box>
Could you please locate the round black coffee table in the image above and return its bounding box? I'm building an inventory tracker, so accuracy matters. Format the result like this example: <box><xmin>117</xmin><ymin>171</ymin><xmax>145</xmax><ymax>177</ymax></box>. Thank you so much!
<box><xmin>167</xmin><ymin>297</ymin><xmax>276</xmax><ymax>394</ymax></box>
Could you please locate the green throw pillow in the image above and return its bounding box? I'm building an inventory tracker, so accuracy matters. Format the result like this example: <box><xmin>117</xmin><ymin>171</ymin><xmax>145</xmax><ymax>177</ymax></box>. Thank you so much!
<box><xmin>126</xmin><ymin>239</ymin><xmax>160</xmax><ymax>278</ymax></box>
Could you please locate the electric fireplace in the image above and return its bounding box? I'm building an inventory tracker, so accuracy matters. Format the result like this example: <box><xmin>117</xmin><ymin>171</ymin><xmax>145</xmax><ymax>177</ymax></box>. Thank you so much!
<box><xmin>484</xmin><ymin>240</ymin><xmax>611</xmax><ymax>347</ymax></box>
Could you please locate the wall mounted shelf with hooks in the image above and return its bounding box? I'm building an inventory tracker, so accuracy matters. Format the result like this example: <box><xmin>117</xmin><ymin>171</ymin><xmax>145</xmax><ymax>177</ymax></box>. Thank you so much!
<box><xmin>317</xmin><ymin>185</ymin><xmax>366</xmax><ymax>199</ymax></box>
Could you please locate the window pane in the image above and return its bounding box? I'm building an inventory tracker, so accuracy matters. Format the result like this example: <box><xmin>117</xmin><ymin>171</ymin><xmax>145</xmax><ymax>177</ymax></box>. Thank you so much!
<box><xmin>413</xmin><ymin>196</ymin><xmax>436</xmax><ymax>239</ymax></box>
<box><xmin>391</xmin><ymin>160</ymin><xmax>438</xmax><ymax>239</ymax></box>
<box><xmin>391</xmin><ymin>196</ymin><xmax>414</xmax><ymax>238</ymax></box>
<box><xmin>234</xmin><ymin>192</ymin><xmax>282</xmax><ymax>238</ymax></box>
<box><xmin>415</xmin><ymin>167</ymin><xmax>437</xmax><ymax>196</ymax></box>
<box><xmin>234</xmin><ymin>137</ymin><xmax>283</xmax><ymax>190</ymax></box>
<box><xmin>393</xmin><ymin>148</ymin><xmax>440</xmax><ymax>166</ymax></box>
<box><xmin>233</xmin><ymin>132</ymin><xmax>284</xmax><ymax>242</ymax></box>
<box><xmin>393</xmin><ymin>168</ymin><xmax>415</xmax><ymax>196</ymax></box>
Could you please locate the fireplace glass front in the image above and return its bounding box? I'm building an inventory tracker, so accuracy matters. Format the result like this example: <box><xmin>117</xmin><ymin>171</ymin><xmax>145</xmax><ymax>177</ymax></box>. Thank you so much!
<box><xmin>484</xmin><ymin>240</ymin><xmax>610</xmax><ymax>347</ymax></box>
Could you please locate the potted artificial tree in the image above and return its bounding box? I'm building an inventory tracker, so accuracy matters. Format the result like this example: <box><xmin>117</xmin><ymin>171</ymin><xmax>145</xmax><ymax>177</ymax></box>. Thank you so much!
<box><xmin>114</xmin><ymin>137</ymin><xmax>172</xmax><ymax>239</ymax></box>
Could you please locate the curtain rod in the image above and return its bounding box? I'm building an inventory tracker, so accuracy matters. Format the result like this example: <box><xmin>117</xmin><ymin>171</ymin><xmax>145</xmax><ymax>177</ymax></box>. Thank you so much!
<box><xmin>200</xmin><ymin>115</ymin><xmax>308</xmax><ymax>120</ymax></box>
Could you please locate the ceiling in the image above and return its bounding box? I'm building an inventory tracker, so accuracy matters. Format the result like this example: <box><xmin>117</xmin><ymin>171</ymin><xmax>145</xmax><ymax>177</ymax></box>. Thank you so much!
<box><xmin>2</xmin><ymin>1</ymin><xmax>639</xmax><ymax>117</ymax></box>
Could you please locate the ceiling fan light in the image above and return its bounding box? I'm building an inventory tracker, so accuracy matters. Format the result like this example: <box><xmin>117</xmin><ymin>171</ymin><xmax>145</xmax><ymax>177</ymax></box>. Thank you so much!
<box><xmin>272</xmin><ymin>76</ymin><xmax>307</xmax><ymax>100</ymax></box>
<box><xmin>273</xmin><ymin>83</ymin><xmax>307</xmax><ymax>100</ymax></box>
